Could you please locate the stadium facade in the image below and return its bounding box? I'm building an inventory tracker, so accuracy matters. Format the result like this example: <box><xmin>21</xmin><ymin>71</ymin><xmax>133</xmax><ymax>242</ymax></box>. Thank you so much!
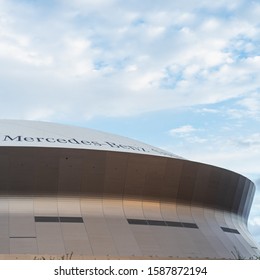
<box><xmin>0</xmin><ymin>119</ymin><xmax>259</xmax><ymax>259</ymax></box>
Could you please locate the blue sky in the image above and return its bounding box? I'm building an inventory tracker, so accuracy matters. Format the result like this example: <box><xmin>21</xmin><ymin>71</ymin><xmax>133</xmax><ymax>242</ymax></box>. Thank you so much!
<box><xmin>0</xmin><ymin>0</ymin><xmax>260</xmax><ymax>244</ymax></box>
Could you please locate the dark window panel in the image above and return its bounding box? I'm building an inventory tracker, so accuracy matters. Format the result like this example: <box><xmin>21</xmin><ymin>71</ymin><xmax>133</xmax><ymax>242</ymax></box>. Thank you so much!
<box><xmin>128</xmin><ymin>219</ymin><xmax>199</xmax><ymax>229</ymax></box>
<box><xmin>60</xmin><ymin>217</ymin><xmax>84</xmax><ymax>223</ymax></box>
<box><xmin>10</xmin><ymin>236</ymin><xmax>36</xmax><ymax>238</ymax></box>
<box><xmin>35</xmin><ymin>216</ymin><xmax>59</xmax><ymax>222</ymax></box>
<box><xmin>148</xmin><ymin>220</ymin><xmax>166</xmax><ymax>226</ymax></box>
<box><xmin>127</xmin><ymin>219</ymin><xmax>148</xmax><ymax>225</ymax></box>
<box><xmin>35</xmin><ymin>216</ymin><xmax>84</xmax><ymax>223</ymax></box>
<box><xmin>165</xmin><ymin>221</ymin><xmax>183</xmax><ymax>227</ymax></box>
<box><xmin>221</xmin><ymin>227</ymin><xmax>240</xmax><ymax>234</ymax></box>
<box><xmin>182</xmin><ymin>222</ymin><xmax>199</xmax><ymax>229</ymax></box>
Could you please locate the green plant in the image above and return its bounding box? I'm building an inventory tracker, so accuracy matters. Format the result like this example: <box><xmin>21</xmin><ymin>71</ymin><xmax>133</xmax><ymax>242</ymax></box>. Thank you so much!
<box><xmin>231</xmin><ymin>247</ymin><xmax>260</xmax><ymax>260</ymax></box>
<box><xmin>34</xmin><ymin>251</ymin><xmax>73</xmax><ymax>260</ymax></box>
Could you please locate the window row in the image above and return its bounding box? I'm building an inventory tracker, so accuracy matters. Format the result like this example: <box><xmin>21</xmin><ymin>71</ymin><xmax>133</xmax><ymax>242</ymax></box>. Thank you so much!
<box><xmin>127</xmin><ymin>218</ymin><xmax>240</xmax><ymax>234</ymax></box>
<box><xmin>9</xmin><ymin>216</ymin><xmax>239</xmax><ymax>235</ymax></box>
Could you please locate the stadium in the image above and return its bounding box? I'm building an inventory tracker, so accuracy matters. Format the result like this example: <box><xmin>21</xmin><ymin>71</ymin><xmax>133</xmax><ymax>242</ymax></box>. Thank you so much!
<box><xmin>0</xmin><ymin>119</ymin><xmax>259</xmax><ymax>259</ymax></box>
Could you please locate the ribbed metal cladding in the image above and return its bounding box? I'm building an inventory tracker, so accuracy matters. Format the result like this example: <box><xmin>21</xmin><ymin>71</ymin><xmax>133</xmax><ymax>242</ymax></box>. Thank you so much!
<box><xmin>0</xmin><ymin>146</ymin><xmax>258</xmax><ymax>258</ymax></box>
<box><xmin>0</xmin><ymin>146</ymin><xmax>255</xmax><ymax>219</ymax></box>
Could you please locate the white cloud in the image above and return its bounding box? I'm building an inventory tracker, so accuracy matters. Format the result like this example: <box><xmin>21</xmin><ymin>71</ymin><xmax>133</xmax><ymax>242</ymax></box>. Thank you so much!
<box><xmin>0</xmin><ymin>0</ymin><xmax>259</xmax><ymax>121</ymax></box>
<box><xmin>25</xmin><ymin>108</ymin><xmax>55</xmax><ymax>121</ymax></box>
<box><xmin>0</xmin><ymin>1</ymin><xmax>259</xmax><ymax>128</ymax></box>
<box><xmin>196</xmin><ymin>108</ymin><xmax>220</xmax><ymax>113</ymax></box>
<box><xmin>238</xmin><ymin>92</ymin><xmax>260</xmax><ymax>120</ymax></box>
<box><xmin>169</xmin><ymin>125</ymin><xmax>198</xmax><ymax>136</ymax></box>
<box><xmin>165</xmin><ymin>129</ymin><xmax>260</xmax><ymax>175</ymax></box>
<box><xmin>249</xmin><ymin>216</ymin><xmax>260</xmax><ymax>227</ymax></box>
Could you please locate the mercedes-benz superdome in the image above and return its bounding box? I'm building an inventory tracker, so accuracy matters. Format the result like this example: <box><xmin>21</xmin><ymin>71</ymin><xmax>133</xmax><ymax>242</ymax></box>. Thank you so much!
<box><xmin>0</xmin><ymin>119</ymin><xmax>259</xmax><ymax>259</ymax></box>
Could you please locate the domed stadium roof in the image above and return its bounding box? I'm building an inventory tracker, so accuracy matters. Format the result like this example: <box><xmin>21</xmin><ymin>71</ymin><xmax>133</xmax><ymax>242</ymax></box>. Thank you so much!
<box><xmin>0</xmin><ymin>119</ymin><xmax>181</xmax><ymax>158</ymax></box>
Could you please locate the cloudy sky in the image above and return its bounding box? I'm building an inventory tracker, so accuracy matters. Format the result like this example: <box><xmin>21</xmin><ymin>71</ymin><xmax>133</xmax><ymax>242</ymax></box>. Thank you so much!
<box><xmin>0</xmin><ymin>0</ymin><xmax>260</xmax><ymax>244</ymax></box>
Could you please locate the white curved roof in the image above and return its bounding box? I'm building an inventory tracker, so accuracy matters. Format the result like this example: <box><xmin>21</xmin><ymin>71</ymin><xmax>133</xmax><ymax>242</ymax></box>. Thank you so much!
<box><xmin>0</xmin><ymin>120</ymin><xmax>181</xmax><ymax>158</ymax></box>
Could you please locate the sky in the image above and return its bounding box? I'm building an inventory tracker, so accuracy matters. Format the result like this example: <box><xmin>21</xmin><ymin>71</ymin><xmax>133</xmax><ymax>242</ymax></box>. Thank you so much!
<box><xmin>0</xmin><ymin>0</ymin><xmax>260</xmax><ymax>244</ymax></box>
